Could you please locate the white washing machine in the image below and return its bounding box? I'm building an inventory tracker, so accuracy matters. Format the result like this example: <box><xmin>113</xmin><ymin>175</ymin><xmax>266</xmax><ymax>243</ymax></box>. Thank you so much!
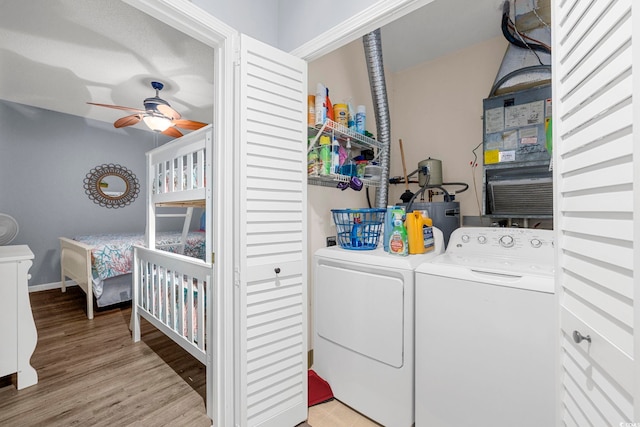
<box><xmin>313</xmin><ymin>228</ymin><xmax>444</xmax><ymax>427</ymax></box>
<box><xmin>414</xmin><ymin>227</ymin><xmax>555</xmax><ymax>427</ymax></box>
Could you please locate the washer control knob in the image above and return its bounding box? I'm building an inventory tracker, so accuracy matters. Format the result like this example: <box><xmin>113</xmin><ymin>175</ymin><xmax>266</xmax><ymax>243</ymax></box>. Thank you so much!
<box><xmin>477</xmin><ymin>235</ymin><xmax>487</xmax><ymax>244</ymax></box>
<box><xmin>461</xmin><ymin>235</ymin><xmax>470</xmax><ymax>243</ymax></box>
<box><xmin>530</xmin><ymin>238</ymin><xmax>542</xmax><ymax>248</ymax></box>
<box><xmin>499</xmin><ymin>235</ymin><xmax>514</xmax><ymax>248</ymax></box>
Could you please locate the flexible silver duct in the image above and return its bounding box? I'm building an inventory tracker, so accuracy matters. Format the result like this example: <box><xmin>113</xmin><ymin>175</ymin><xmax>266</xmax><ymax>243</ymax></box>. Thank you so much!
<box><xmin>363</xmin><ymin>29</ymin><xmax>391</xmax><ymax>209</ymax></box>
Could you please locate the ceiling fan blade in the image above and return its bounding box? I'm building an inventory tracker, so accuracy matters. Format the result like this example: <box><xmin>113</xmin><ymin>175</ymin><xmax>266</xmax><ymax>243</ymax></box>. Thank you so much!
<box><xmin>114</xmin><ymin>114</ymin><xmax>142</xmax><ymax>128</ymax></box>
<box><xmin>172</xmin><ymin>119</ymin><xmax>208</xmax><ymax>130</ymax></box>
<box><xmin>87</xmin><ymin>102</ymin><xmax>146</xmax><ymax>114</ymax></box>
<box><xmin>156</xmin><ymin>104</ymin><xmax>181</xmax><ymax>120</ymax></box>
<box><xmin>162</xmin><ymin>126</ymin><xmax>183</xmax><ymax>138</ymax></box>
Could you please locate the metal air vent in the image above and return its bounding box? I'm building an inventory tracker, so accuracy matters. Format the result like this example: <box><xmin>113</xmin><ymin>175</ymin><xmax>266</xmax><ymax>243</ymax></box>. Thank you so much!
<box><xmin>489</xmin><ymin>178</ymin><xmax>553</xmax><ymax>215</ymax></box>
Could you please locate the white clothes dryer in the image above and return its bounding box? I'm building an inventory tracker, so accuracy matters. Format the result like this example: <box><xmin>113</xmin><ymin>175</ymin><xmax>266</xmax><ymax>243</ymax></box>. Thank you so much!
<box><xmin>414</xmin><ymin>227</ymin><xmax>555</xmax><ymax>427</ymax></box>
<box><xmin>313</xmin><ymin>228</ymin><xmax>444</xmax><ymax>427</ymax></box>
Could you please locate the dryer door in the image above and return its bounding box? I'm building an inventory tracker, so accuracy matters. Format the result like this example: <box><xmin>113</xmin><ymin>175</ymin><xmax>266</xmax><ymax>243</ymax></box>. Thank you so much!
<box><xmin>315</xmin><ymin>257</ymin><xmax>405</xmax><ymax>368</ymax></box>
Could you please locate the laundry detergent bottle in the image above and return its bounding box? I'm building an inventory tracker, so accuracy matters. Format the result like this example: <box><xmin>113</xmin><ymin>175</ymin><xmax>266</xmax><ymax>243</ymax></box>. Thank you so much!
<box><xmin>405</xmin><ymin>211</ymin><xmax>434</xmax><ymax>254</ymax></box>
<box><xmin>405</xmin><ymin>211</ymin><xmax>426</xmax><ymax>254</ymax></box>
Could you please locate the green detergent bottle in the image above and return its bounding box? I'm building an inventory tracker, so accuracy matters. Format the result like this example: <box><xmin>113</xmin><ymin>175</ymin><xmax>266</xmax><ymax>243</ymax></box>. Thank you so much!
<box><xmin>388</xmin><ymin>212</ymin><xmax>408</xmax><ymax>256</ymax></box>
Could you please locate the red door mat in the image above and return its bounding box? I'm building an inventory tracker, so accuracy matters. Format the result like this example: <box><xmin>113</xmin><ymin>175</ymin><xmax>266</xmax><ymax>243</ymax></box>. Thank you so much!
<box><xmin>308</xmin><ymin>370</ymin><xmax>334</xmax><ymax>406</ymax></box>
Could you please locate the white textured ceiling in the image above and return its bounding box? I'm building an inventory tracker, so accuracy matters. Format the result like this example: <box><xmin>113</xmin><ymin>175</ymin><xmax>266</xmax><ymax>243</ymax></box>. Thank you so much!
<box><xmin>0</xmin><ymin>0</ymin><xmax>504</xmax><ymax>131</ymax></box>
<box><xmin>382</xmin><ymin>0</ymin><xmax>505</xmax><ymax>73</ymax></box>
<box><xmin>0</xmin><ymin>0</ymin><xmax>215</xmax><ymax>131</ymax></box>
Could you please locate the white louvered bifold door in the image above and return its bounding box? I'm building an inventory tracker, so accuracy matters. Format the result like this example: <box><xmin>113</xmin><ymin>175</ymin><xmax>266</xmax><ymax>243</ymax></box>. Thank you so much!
<box><xmin>235</xmin><ymin>34</ymin><xmax>308</xmax><ymax>427</ymax></box>
<box><xmin>553</xmin><ymin>0</ymin><xmax>637</xmax><ymax>425</ymax></box>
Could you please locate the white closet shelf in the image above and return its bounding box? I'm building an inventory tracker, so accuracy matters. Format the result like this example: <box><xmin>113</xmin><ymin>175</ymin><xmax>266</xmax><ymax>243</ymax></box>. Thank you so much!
<box><xmin>308</xmin><ymin>119</ymin><xmax>386</xmax><ymax>189</ymax></box>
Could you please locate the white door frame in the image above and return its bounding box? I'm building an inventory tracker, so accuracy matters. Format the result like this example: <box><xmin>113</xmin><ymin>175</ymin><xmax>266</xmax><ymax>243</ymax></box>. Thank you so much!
<box><xmin>122</xmin><ymin>0</ymin><xmax>429</xmax><ymax>425</ymax></box>
<box><xmin>290</xmin><ymin>0</ymin><xmax>435</xmax><ymax>61</ymax></box>
<box><xmin>122</xmin><ymin>0</ymin><xmax>237</xmax><ymax>425</ymax></box>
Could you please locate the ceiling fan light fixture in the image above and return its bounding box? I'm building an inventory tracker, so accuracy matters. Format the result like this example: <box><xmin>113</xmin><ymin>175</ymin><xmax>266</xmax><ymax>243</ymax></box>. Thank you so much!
<box><xmin>89</xmin><ymin>81</ymin><xmax>204</xmax><ymax>134</ymax></box>
<box><xmin>143</xmin><ymin>114</ymin><xmax>172</xmax><ymax>132</ymax></box>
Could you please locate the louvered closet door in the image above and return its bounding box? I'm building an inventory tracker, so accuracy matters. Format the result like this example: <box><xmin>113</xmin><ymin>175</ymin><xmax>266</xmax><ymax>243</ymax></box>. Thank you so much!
<box><xmin>553</xmin><ymin>0</ymin><xmax>636</xmax><ymax>424</ymax></box>
<box><xmin>235</xmin><ymin>34</ymin><xmax>308</xmax><ymax>427</ymax></box>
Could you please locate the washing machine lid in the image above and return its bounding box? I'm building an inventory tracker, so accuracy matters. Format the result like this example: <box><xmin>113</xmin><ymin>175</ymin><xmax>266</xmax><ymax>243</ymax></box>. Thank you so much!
<box><xmin>315</xmin><ymin>227</ymin><xmax>444</xmax><ymax>271</ymax></box>
<box><xmin>416</xmin><ymin>253</ymin><xmax>554</xmax><ymax>293</ymax></box>
<box><xmin>416</xmin><ymin>227</ymin><xmax>555</xmax><ymax>293</ymax></box>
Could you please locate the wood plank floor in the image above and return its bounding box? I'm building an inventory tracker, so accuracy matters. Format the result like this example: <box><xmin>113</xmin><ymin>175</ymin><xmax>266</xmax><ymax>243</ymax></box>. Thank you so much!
<box><xmin>0</xmin><ymin>287</ymin><xmax>211</xmax><ymax>427</ymax></box>
<box><xmin>1</xmin><ymin>287</ymin><xmax>382</xmax><ymax>427</ymax></box>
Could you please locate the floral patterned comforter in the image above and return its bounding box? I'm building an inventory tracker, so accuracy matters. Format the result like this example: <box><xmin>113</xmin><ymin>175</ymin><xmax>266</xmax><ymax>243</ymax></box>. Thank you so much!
<box><xmin>73</xmin><ymin>231</ymin><xmax>206</xmax><ymax>282</ymax></box>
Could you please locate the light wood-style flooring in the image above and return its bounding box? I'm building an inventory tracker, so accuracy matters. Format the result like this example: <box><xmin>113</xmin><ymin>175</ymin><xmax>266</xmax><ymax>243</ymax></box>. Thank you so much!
<box><xmin>0</xmin><ymin>287</ymin><xmax>210</xmax><ymax>427</ymax></box>
<box><xmin>1</xmin><ymin>287</ymin><xmax>379</xmax><ymax>427</ymax></box>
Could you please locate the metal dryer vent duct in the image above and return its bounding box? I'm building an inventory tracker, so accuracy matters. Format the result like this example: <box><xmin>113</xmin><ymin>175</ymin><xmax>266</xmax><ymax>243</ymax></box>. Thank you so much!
<box><xmin>491</xmin><ymin>0</ymin><xmax>551</xmax><ymax>96</ymax></box>
<box><xmin>363</xmin><ymin>29</ymin><xmax>391</xmax><ymax>209</ymax></box>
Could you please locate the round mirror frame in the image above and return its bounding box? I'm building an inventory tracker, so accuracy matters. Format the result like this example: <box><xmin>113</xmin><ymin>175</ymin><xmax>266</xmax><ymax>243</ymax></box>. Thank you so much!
<box><xmin>83</xmin><ymin>164</ymin><xmax>140</xmax><ymax>209</ymax></box>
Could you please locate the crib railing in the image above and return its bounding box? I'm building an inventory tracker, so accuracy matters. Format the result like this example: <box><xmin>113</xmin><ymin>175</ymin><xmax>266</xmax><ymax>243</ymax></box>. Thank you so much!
<box><xmin>132</xmin><ymin>245</ymin><xmax>212</xmax><ymax>364</ymax></box>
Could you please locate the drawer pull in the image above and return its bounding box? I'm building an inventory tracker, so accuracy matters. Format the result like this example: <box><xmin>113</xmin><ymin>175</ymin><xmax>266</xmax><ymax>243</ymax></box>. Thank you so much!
<box><xmin>274</xmin><ymin>267</ymin><xmax>281</xmax><ymax>274</ymax></box>
<box><xmin>572</xmin><ymin>330</ymin><xmax>591</xmax><ymax>344</ymax></box>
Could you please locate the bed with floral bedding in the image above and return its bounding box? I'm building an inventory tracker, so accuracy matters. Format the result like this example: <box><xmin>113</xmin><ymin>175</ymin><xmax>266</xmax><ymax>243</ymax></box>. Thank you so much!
<box><xmin>59</xmin><ymin>230</ymin><xmax>205</xmax><ymax>319</ymax></box>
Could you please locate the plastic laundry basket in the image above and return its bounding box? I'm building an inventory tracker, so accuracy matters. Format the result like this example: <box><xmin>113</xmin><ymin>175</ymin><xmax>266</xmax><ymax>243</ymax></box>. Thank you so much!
<box><xmin>331</xmin><ymin>208</ymin><xmax>385</xmax><ymax>250</ymax></box>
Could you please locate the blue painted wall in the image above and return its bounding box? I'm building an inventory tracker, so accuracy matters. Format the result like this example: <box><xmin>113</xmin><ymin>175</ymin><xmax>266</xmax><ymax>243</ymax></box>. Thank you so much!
<box><xmin>0</xmin><ymin>100</ymin><xmax>198</xmax><ymax>287</ymax></box>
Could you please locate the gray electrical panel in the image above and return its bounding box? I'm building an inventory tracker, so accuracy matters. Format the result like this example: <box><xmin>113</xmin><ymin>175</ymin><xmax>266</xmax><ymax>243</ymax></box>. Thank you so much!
<box><xmin>482</xmin><ymin>84</ymin><xmax>552</xmax><ymax>218</ymax></box>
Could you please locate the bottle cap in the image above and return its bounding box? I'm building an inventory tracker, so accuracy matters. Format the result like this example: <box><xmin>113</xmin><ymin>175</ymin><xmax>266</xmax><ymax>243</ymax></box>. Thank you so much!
<box><xmin>319</xmin><ymin>135</ymin><xmax>330</xmax><ymax>145</ymax></box>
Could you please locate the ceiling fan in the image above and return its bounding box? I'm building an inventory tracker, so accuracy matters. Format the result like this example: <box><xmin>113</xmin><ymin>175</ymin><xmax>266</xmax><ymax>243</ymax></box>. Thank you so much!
<box><xmin>88</xmin><ymin>81</ymin><xmax>207</xmax><ymax>138</ymax></box>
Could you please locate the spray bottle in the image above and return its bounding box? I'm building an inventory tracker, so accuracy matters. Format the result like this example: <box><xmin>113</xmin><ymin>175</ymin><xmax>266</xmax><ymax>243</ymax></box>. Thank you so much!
<box><xmin>331</xmin><ymin>137</ymin><xmax>340</xmax><ymax>174</ymax></box>
<box><xmin>384</xmin><ymin>206</ymin><xmax>403</xmax><ymax>252</ymax></box>
<box><xmin>388</xmin><ymin>211</ymin><xmax>408</xmax><ymax>256</ymax></box>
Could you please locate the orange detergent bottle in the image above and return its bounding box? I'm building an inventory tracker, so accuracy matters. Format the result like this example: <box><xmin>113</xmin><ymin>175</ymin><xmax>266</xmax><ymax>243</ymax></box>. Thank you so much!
<box><xmin>405</xmin><ymin>211</ymin><xmax>434</xmax><ymax>254</ymax></box>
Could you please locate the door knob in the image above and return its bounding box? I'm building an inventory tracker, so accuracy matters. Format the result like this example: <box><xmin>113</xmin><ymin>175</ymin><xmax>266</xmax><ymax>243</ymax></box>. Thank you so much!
<box><xmin>572</xmin><ymin>330</ymin><xmax>591</xmax><ymax>344</ymax></box>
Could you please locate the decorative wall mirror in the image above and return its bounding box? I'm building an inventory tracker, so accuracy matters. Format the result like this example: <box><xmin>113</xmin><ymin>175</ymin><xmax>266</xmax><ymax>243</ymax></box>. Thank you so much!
<box><xmin>83</xmin><ymin>164</ymin><xmax>140</xmax><ymax>208</ymax></box>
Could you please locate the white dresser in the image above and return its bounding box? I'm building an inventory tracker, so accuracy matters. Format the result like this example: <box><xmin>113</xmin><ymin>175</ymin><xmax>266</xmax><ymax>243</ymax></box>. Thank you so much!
<box><xmin>0</xmin><ymin>245</ymin><xmax>38</xmax><ymax>389</ymax></box>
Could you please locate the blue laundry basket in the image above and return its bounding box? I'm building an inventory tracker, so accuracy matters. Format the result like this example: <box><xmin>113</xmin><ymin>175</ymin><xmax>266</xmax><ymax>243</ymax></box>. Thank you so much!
<box><xmin>331</xmin><ymin>208</ymin><xmax>385</xmax><ymax>250</ymax></box>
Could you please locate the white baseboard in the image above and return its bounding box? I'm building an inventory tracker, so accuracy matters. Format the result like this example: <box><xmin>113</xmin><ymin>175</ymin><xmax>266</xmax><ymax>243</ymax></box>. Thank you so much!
<box><xmin>29</xmin><ymin>281</ymin><xmax>78</xmax><ymax>293</ymax></box>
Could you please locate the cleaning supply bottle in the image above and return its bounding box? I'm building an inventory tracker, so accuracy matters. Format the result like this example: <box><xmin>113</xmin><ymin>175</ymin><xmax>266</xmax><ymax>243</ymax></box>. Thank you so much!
<box><xmin>331</xmin><ymin>137</ymin><xmax>340</xmax><ymax>174</ymax></box>
<box><xmin>341</xmin><ymin>138</ymin><xmax>355</xmax><ymax>176</ymax></box>
<box><xmin>355</xmin><ymin>105</ymin><xmax>366</xmax><ymax>134</ymax></box>
<box><xmin>383</xmin><ymin>206</ymin><xmax>393</xmax><ymax>252</ymax></box>
<box><xmin>307</xmin><ymin>95</ymin><xmax>315</xmax><ymax>127</ymax></box>
<box><xmin>388</xmin><ymin>211</ymin><xmax>408</xmax><ymax>256</ymax></box>
<box><xmin>347</xmin><ymin>102</ymin><xmax>356</xmax><ymax>130</ymax></box>
<box><xmin>420</xmin><ymin>210</ymin><xmax>435</xmax><ymax>252</ymax></box>
<box><xmin>326</xmin><ymin>88</ymin><xmax>334</xmax><ymax>122</ymax></box>
<box><xmin>384</xmin><ymin>206</ymin><xmax>403</xmax><ymax>252</ymax></box>
<box><xmin>315</xmin><ymin>83</ymin><xmax>327</xmax><ymax>126</ymax></box>
<box><xmin>405</xmin><ymin>211</ymin><xmax>433</xmax><ymax>254</ymax></box>
<box><xmin>334</xmin><ymin>103</ymin><xmax>348</xmax><ymax>127</ymax></box>
<box><xmin>319</xmin><ymin>135</ymin><xmax>331</xmax><ymax>175</ymax></box>
<box><xmin>350</xmin><ymin>213</ymin><xmax>363</xmax><ymax>248</ymax></box>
